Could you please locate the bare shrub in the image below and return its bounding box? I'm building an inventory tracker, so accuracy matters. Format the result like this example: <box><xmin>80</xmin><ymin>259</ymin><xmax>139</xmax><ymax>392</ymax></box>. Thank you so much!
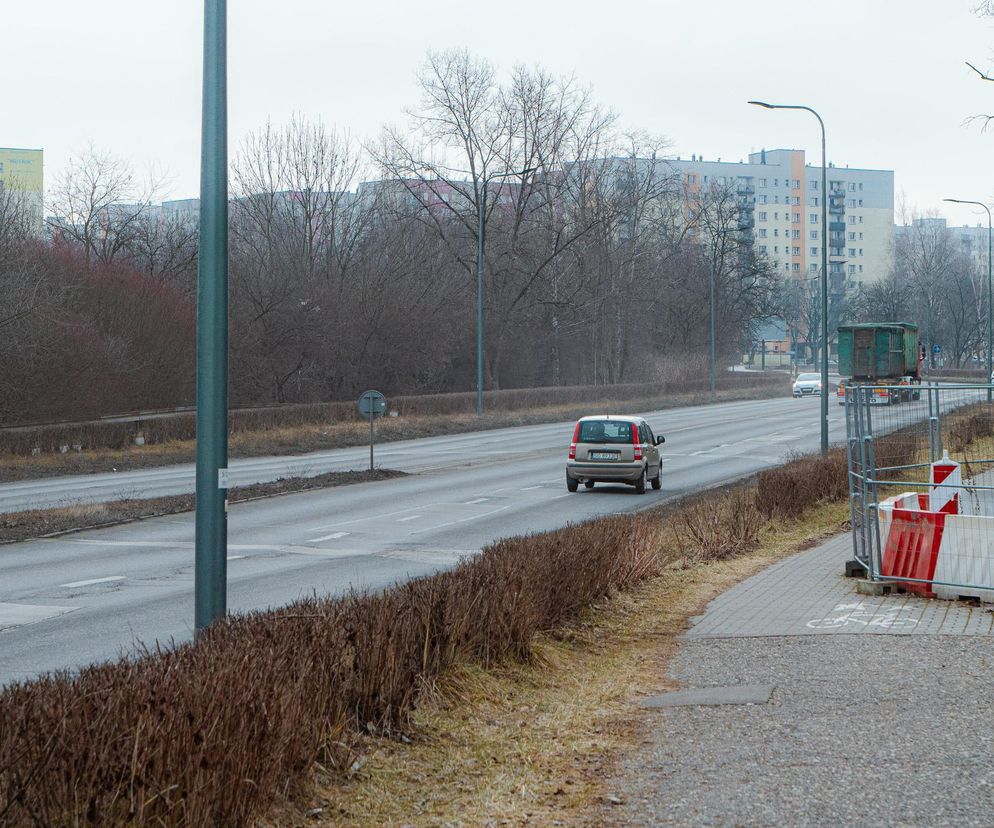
<box><xmin>672</xmin><ymin>488</ymin><xmax>763</xmax><ymax>563</ymax></box>
<box><xmin>755</xmin><ymin>450</ymin><xmax>849</xmax><ymax>520</ymax></box>
<box><xmin>0</xmin><ymin>512</ymin><xmax>663</xmax><ymax>825</ymax></box>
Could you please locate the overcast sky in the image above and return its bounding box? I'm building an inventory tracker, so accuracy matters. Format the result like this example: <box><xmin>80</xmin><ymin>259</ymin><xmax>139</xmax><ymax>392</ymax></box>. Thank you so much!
<box><xmin>7</xmin><ymin>0</ymin><xmax>994</xmax><ymax>226</ymax></box>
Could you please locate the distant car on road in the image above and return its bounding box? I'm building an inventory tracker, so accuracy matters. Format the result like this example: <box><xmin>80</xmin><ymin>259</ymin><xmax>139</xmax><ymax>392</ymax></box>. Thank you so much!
<box><xmin>898</xmin><ymin>375</ymin><xmax>921</xmax><ymax>402</ymax></box>
<box><xmin>566</xmin><ymin>415</ymin><xmax>664</xmax><ymax>494</ymax></box>
<box><xmin>792</xmin><ymin>373</ymin><xmax>822</xmax><ymax>398</ymax></box>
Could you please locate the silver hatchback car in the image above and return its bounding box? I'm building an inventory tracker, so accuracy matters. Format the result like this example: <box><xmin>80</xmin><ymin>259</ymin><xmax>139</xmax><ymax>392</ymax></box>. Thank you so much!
<box><xmin>566</xmin><ymin>415</ymin><xmax>664</xmax><ymax>494</ymax></box>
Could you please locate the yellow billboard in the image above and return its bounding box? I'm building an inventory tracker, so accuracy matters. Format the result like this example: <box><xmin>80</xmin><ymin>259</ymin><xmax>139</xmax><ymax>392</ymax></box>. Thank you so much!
<box><xmin>0</xmin><ymin>148</ymin><xmax>43</xmax><ymax>196</ymax></box>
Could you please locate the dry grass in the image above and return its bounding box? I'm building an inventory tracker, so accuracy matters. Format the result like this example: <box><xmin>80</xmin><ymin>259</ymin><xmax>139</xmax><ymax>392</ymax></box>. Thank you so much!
<box><xmin>288</xmin><ymin>499</ymin><xmax>850</xmax><ymax>827</ymax></box>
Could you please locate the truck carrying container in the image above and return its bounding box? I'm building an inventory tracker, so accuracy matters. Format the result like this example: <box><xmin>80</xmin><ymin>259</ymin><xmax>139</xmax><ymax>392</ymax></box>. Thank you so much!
<box><xmin>837</xmin><ymin>322</ymin><xmax>920</xmax><ymax>381</ymax></box>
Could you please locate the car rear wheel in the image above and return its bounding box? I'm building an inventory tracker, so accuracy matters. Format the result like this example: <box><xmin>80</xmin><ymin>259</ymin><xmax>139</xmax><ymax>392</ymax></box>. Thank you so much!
<box><xmin>651</xmin><ymin>463</ymin><xmax>661</xmax><ymax>490</ymax></box>
<box><xmin>634</xmin><ymin>467</ymin><xmax>646</xmax><ymax>495</ymax></box>
<box><xmin>566</xmin><ymin>472</ymin><xmax>578</xmax><ymax>492</ymax></box>
<box><xmin>584</xmin><ymin>480</ymin><xmax>595</xmax><ymax>489</ymax></box>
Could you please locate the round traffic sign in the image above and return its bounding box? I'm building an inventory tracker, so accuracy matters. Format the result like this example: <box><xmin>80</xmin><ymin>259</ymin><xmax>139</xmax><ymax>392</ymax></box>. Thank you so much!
<box><xmin>358</xmin><ymin>389</ymin><xmax>387</xmax><ymax>417</ymax></box>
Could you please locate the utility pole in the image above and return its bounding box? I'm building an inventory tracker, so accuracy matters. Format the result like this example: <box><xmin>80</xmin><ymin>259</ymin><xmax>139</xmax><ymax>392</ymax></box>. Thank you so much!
<box><xmin>194</xmin><ymin>0</ymin><xmax>229</xmax><ymax>634</ymax></box>
<box><xmin>749</xmin><ymin>100</ymin><xmax>830</xmax><ymax>456</ymax></box>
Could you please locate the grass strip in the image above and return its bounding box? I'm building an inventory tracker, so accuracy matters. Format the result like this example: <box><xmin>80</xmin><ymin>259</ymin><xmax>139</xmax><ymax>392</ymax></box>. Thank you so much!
<box><xmin>0</xmin><ymin>469</ymin><xmax>405</xmax><ymax>544</ymax></box>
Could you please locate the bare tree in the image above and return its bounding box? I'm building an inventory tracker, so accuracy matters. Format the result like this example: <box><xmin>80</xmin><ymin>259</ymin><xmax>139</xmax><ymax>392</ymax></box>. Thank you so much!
<box><xmin>47</xmin><ymin>145</ymin><xmax>163</xmax><ymax>266</ymax></box>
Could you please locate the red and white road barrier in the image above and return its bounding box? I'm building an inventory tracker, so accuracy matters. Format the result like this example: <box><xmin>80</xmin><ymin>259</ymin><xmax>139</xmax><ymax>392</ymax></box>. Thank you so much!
<box><xmin>876</xmin><ymin>453</ymin><xmax>994</xmax><ymax>602</ymax></box>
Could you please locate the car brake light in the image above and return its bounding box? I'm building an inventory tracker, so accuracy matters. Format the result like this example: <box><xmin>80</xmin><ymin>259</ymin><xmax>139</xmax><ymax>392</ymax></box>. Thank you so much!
<box><xmin>569</xmin><ymin>422</ymin><xmax>580</xmax><ymax>460</ymax></box>
<box><xmin>632</xmin><ymin>425</ymin><xmax>642</xmax><ymax>460</ymax></box>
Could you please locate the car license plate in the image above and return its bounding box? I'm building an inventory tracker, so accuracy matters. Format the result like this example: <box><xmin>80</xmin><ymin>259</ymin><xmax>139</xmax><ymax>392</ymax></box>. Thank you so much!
<box><xmin>590</xmin><ymin>451</ymin><xmax>619</xmax><ymax>460</ymax></box>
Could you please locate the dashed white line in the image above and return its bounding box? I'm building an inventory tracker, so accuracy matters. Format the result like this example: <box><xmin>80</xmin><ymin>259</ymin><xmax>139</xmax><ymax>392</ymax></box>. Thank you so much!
<box><xmin>60</xmin><ymin>576</ymin><xmax>126</xmax><ymax>589</ymax></box>
<box><xmin>307</xmin><ymin>531</ymin><xmax>351</xmax><ymax>543</ymax></box>
<box><xmin>463</xmin><ymin>497</ymin><xmax>489</xmax><ymax>504</ymax></box>
<box><xmin>396</xmin><ymin>515</ymin><xmax>422</xmax><ymax>522</ymax></box>
<box><xmin>226</xmin><ymin>555</ymin><xmax>246</xmax><ymax>561</ymax></box>
<box><xmin>520</xmin><ymin>485</ymin><xmax>543</xmax><ymax>491</ymax></box>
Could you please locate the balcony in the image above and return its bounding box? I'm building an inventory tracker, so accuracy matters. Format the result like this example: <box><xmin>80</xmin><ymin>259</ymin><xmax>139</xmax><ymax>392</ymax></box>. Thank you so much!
<box><xmin>829</xmin><ymin>221</ymin><xmax>846</xmax><ymax>232</ymax></box>
<box><xmin>737</xmin><ymin>186</ymin><xmax>755</xmax><ymax>196</ymax></box>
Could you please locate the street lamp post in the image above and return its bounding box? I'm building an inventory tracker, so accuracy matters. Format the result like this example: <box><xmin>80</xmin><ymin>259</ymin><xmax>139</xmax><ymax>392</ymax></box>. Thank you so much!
<box><xmin>749</xmin><ymin>100</ymin><xmax>829</xmax><ymax>457</ymax></box>
<box><xmin>194</xmin><ymin>0</ymin><xmax>229</xmax><ymax>633</ymax></box>
<box><xmin>944</xmin><ymin>198</ymin><xmax>992</xmax><ymax>402</ymax></box>
<box><xmin>475</xmin><ymin>167</ymin><xmax>535</xmax><ymax>417</ymax></box>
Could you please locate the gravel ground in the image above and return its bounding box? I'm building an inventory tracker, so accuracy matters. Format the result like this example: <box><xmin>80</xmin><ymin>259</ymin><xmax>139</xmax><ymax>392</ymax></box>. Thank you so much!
<box><xmin>609</xmin><ymin>634</ymin><xmax>994</xmax><ymax>826</ymax></box>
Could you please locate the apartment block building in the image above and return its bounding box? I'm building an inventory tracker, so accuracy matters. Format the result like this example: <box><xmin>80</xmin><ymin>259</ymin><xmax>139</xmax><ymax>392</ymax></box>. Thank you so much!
<box><xmin>662</xmin><ymin>149</ymin><xmax>894</xmax><ymax>296</ymax></box>
<box><xmin>0</xmin><ymin>146</ymin><xmax>44</xmax><ymax>234</ymax></box>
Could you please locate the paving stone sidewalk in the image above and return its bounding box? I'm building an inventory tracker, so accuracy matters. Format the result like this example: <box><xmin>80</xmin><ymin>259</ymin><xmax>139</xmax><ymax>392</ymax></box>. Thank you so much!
<box><xmin>607</xmin><ymin>533</ymin><xmax>994</xmax><ymax>827</ymax></box>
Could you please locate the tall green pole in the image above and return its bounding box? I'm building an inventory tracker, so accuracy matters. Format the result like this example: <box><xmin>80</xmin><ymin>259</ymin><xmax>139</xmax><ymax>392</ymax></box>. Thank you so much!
<box><xmin>195</xmin><ymin>0</ymin><xmax>228</xmax><ymax>634</ymax></box>
<box><xmin>748</xmin><ymin>100</ymin><xmax>829</xmax><ymax>456</ymax></box>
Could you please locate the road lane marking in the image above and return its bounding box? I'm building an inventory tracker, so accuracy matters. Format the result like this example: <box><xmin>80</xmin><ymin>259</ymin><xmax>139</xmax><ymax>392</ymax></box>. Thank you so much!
<box><xmin>226</xmin><ymin>555</ymin><xmax>246</xmax><ymax>561</ymax></box>
<box><xmin>463</xmin><ymin>497</ymin><xmax>489</xmax><ymax>504</ymax></box>
<box><xmin>396</xmin><ymin>515</ymin><xmax>422</xmax><ymax>522</ymax></box>
<box><xmin>60</xmin><ymin>576</ymin><xmax>126</xmax><ymax>589</ymax></box>
<box><xmin>409</xmin><ymin>505</ymin><xmax>513</xmax><ymax>535</ymax></box>
<box><xmin>307</xmin><ymin>531</ymin><xmax>351</xmax><ymax>542</ymax></box>
<box><xmin>520</xmin><ymin>485</ymin><xmax>543</xmax><ymax>491</ymax></box>
<box><xmin>306</xmin><ymin>504</ymin><xmax>433</xmax><ymax>531</ymax></box>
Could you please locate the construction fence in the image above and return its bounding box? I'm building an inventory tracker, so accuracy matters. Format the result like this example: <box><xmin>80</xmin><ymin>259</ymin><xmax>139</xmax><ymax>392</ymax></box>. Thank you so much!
<box><xmin>846</xmin><ymin>383</ymin><xmax>994</xmax><ymax>601</ymax></box>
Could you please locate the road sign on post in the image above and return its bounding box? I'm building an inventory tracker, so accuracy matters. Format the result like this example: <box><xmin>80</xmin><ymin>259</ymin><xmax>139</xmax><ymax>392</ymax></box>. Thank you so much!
<box><xmin>358</xmin><ymin>390</ymin><xmax>386</xmax><ymax>471</ymax></box>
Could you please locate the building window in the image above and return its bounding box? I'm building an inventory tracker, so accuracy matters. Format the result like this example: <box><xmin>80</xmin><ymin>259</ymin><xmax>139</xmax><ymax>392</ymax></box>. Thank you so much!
<box><xmin>792</xmin><ymin>179</ymin><xmax>800</xmax><ymax>189</ymax></box>
<box><xmin>859</xmin><ymin>216</ymin><xmax>863</xmax><ymax>223</ymax></box>
<box><xmin>858</xmin><ymin>199</ymin><xmax>863</xmax><ymax>206</ymax></box>
<box><xmin>859</xmin><ymin>264</ymin><xmax>864</xmax><ymax>273</ymax></box>
<box><xmin>858</xmin><ymin>182</ymin><xmax>863</xmax><ymax>190</ymax></box>
<box><xmin>849</xmin><ymin>264</ymin><xmax>856</xmax><ymax>274</ymax></box>
<box><xmin>758</xmin><ymin>229</ymin><xmax>767</xmax><ymax>238</ymax></box>
<box><xmin>760</xmin><ymin>245</ymin><xmax>768</xmax><ymax>253</ymax></box>
<box><xmin>792</xmin><ymin>213</ymin><xmax>800</xmax><ymax>223</ymax></box>
<box><xmin>688</xmin><ymin>174</ymin><xmax>697</xmax><ymax>184</ymax></box>
<box><xmin>774</xmin><ymin>212</ymin><xmax>779</xmax><ymax>220</ymax></box>
<box><xmin>785</xmin><ymin>263</ymin><xmax>790</xmax><ymax>272</ymax></box>
<box><xmin>809</xmin><ymin>213</ymin><xmax>818</xmax><ymax>223</ymax></box>
<box><xmin>810</xmin><ymin>246</ymin><xmax>818</xmax><ymax>255</ymax></box>
<box><xmin>849</xmin><ymin>183</ymin><xmax>856</xmax><ymax>191</ymax></box>
<box><xmin>848</xmin><ymin>232</ymin><xmax>856</xmax><ymax>240</ymax></box>
<box><xmin>774</xmin><ymin>229</ymin><xmax>780</xmax><ymax>237</ymax></box>
<box><xmin>810</xmin><ymin>263</ymin><xmax>818</xmax><ymax>273</ymax></box>
<box><xmin>848</xmin><ymin>215</ymin><xmax>856</xmax><ymax>224</ymax></box>
<box><xmin>859</xmin><ymin>248</ymin><xmax>863</xmax><ymax>256</ymax></box>
<box><xmin>810</xmin><ymin>180</ymin><xmax>818</xmax><ymax>190</ymax></box>
<box><xmin>792</xmin><ymin>229</ymin><xmax>800</xmax><ymax>239</ymax></box>
<box><xmin>758</xmin><ymin>195</ymin><xmax>767</xmax><ymax>204</ymax></box>
<box><xmin>848</xmin><ymin>248</ymin><xmax>856</xmax><ymax>256</ymax></box>
<box><xmin>792</xmin><ymin>196</ymin><xmax>800</xmax><ymax>205</ymax></box>
<box><xmin>792</xmin><ymin>246</ymin><xmax>801</xmax><ymax>255</ymax></box>
<box><xmin>759</xmin><ymin>211</ymin><xmax>767</xmax><ymax>220</ymax></box>
<box><xmin>774</xmin><ymin>178</ymin><xmax>779</xmax><ymax>186</ymax></box>
<box><xmin>774</xmin><ymin>196</ymin><xmax>780</xmax><ymax>204</ymax></box>
<box><xmin>759</xmin><ymin>178</ymin><xmax>767</xmax><ymax>187</ymax></box>
<box><xmin>810</xmin><ymin>230</ymin><xmax>818</xmax><ymax>239</ymax></box>
<box><xmin>792</xmin><ymin>262</ymin><xmax>801</xmax><ymax>272</ymax></box>
<box><xmin>859</xmin><ymin>232</ymin><xmax>864</xmax><ymax>240</ymax></box>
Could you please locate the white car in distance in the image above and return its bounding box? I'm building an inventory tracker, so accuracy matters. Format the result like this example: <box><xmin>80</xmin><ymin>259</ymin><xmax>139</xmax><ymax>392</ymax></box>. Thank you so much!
<box><xmin>792</xmin><ymin>372</ymin><xmax>823</xmax><ymax>398</ymax></box>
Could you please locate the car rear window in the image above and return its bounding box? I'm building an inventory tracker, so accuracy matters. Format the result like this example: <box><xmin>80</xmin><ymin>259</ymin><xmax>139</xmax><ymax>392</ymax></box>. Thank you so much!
<box><xmin>578</xmin><ymin>420</ymin><xmax>633</xmax><ymax>443</ymax></box>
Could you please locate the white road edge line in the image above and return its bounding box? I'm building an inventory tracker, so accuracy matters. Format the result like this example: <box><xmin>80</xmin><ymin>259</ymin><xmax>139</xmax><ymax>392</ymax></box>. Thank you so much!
<box><xmin>60</xmin><ymin>576</ymin><xmax>126</xmax><ymax>589</ymax></box>
<box><xmin>409</xmin><ymin>505</ymin><xmax>513</xmax><ymax>535</ymax></box>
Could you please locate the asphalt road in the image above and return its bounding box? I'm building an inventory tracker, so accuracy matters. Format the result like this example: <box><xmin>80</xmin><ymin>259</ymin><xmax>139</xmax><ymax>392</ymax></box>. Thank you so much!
<box><xmin>0</xmin><ymin>395</ymin><xmax>848</xmax><ymax>686</ymax></box>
